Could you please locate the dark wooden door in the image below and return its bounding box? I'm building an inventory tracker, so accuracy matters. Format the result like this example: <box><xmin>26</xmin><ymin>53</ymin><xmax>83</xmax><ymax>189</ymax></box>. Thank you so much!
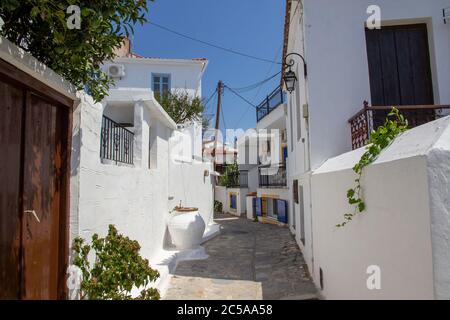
<box><xmin>365</xmin><ymin>24</ymin><xmax>435</xmax><ymax>127</ymax></box>
<box><xmin>21</xmin><ymin>93</ymin><xmax>66</xmax><ymax>299</ymax></box>
<box><xmin>0</xmin><ymin>79</ymin><xmax>24</xmax><ymax>299</ymax></box>
<box><xmin>0</xmin><ymin>62</ymin><xmax>72</xmax><ymax>299</ymax></box>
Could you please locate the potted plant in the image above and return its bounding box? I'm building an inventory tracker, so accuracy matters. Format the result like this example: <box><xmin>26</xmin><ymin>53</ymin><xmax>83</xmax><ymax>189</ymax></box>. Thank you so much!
<box><xmin>168</xmin><ymin>204</ymin><xmax>205</xmax><ymax>249</ymax></box>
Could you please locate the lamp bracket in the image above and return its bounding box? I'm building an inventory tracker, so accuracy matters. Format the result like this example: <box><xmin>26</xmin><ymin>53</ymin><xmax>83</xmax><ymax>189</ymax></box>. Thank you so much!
<box><xmin>285</xmin><ymin>52</ymin><xmax>307</xmax><ymax>78</ymax></box>
<box><xmin>444</xmin><ymin>7</ymin><xmax>450</xmax><ymax>24</ymax></box>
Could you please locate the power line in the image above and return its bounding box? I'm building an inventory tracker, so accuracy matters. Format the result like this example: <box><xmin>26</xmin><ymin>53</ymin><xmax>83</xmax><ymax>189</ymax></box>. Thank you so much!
<box><xmin>232</xmin><ymin>0</ymin><xmax>303</xmax><ymax>129</ymax></box>
<box><xmin>203</xmin><ymin>88</ymin><xmax>217</xmax><ymax>107</ymax></box>
<box><xmin>223</xmin><ymin>85</ymin><xmax>257</xmax><ymax>109</ymax></box>
<box><xmin>229</xmin><ymin>71</ymin><xmax>282</xmax><ymax>93</ymax></box>
<box><xmin>221</xmin><ymin>102</ymin><xmax>227</xmax><ymax>132</ymax></box>
<box><xmin>149</xmin><ymin>21</ymin><xmax>282</xmax><ymax>65</ymax></box>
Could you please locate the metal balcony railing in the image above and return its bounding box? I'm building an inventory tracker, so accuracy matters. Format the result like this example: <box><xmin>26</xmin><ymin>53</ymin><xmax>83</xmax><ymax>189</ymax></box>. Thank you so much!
<box><xmin>259</xmin><ymin>164</ymin><xmax>287</xmax><ymax>188</ymax></box>
<box><xmin>100</xmin><ymin>115</ymin><xmax>134</xmax><ymax>164</ymax></box>
<box><xmin>349</xmin><ymin>103</ymin><xmax>450</xmax><ymax>150</ymax></box>
<box><xmin>256</xmin><ymin>86</ymin><xmax>286</xmax><ymax>122</ymax></box>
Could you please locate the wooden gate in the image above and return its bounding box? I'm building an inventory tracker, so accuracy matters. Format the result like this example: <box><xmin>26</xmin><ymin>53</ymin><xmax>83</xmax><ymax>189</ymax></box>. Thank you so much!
<box><xmin>0</xmin><ymin>59</ymin><xmax>73</xmax><ymax>299</ymax></box>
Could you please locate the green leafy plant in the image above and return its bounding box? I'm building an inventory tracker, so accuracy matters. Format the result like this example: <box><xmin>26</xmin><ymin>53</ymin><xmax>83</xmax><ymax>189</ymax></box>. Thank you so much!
<box><xmin>73</xmin><ymin>225</ymin><xmax>160</xmax><ymax>300</ymax></box>
<box><xmin>337</xmin><ymin>107</ymin><xmax>408</xmax><ymax>228</ymax></box>
<box><xmin>0</xmin><ymin>0</ymin><xmax>150</xmax><ymax>102</ymax></box>
<box><xmin>155</xmin><ymin>90</ymin><xmax>205</xmax><ymax>124</ymax></box>
<box><xmin>218</xmin><ymin>163</ymin><xmax>239</xmax><ymax>188</ymax></box>
<box><xmin>214</xmin><ymin>200</ymin><xmax>223</xmax><ymax>213</ymax></box>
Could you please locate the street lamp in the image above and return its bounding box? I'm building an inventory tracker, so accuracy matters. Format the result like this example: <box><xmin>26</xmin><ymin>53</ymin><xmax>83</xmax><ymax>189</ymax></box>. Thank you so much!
<box><xmin>283</xmin><ymin>52</ymin><xmax>307</xmax><ymax>94</ymax></box>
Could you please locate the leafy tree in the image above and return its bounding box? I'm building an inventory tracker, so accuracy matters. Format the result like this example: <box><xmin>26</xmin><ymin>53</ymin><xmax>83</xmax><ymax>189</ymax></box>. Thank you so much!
<box><xmin>156</xmin><ymin>90</ymin><xmax>205</xmax><ymax>124</ymax></box>
<box><xmin>73</xmin><ymin>225</ymin><xmax>160</xmax><ymax>300</ymax></box>
<box><xmin>0</xmin><ymin>0</ymin><xmax>149</xmax><ymax>102</ymax></box>
<box><xmin>218</xmin><ymin>162</ymin><xmax>239</xmax><ymax>187</ymax></box>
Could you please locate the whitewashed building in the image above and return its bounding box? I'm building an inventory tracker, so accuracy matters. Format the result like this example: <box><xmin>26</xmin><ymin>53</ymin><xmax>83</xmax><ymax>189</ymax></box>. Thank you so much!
<box><xmin>70</xmin><ymin>40</ymin><xmax>216</xmax><ymax>296</ymax></box>
<box><xmin>254</xmin><ymin>87</ymin><xmax>290</xmax><ymax>225</ymax></box>
<box><xmin>282</xmin><ymin>0</ymin><xmax>450</xmax><ymax>299</ymax></box>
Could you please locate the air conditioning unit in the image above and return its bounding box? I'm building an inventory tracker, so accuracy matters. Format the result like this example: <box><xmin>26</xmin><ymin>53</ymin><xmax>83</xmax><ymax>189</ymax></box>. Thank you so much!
<box><xmin>107</xmin><ymin>64</ymin><xmax>125</xmax><ymax>78</ymax></box>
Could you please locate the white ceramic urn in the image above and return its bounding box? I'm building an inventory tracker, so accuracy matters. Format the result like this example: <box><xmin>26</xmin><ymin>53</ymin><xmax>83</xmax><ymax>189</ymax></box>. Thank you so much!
<box><xmin>168</xmin><ymin>208</ymin><xmax>206</xmax><ymax>249</ymax></box>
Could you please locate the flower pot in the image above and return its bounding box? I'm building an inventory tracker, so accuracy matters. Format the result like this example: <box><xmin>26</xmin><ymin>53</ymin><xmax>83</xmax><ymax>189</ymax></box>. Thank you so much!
<box><xmin>168</xmin><ymin>208</ymin><xmax>205</xmax><ymax>249</ymax></box>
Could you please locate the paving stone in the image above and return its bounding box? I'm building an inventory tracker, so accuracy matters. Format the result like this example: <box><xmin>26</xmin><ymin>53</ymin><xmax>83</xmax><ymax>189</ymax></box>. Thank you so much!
<box><xmin>164</xmin><ymin>213</ymin><xmax>318</xmax><ymax>300</ymax></box>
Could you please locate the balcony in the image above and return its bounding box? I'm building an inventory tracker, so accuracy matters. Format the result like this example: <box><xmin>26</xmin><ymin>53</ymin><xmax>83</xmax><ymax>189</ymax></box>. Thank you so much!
<box><xmin>349</xmin><ymin>103</ymin><xmax>450</xmax><ymax>150</ymax></box>
<box><xmin>256</xmin><ymin>86</ymin><xmax>286</xmax><ymax>122</ymax></box>
<box><xmin>100</xmin><ymin>115</ymin><xmax>134</xmax><ymax>164</ymax></box>
<box><xmin>259</xmin><ymin>164</ymin><xmax>287</xmax><ymax>188</ymax></box>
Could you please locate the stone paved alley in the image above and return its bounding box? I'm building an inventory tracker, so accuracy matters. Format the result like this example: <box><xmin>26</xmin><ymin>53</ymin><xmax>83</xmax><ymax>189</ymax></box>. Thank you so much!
<box><xmin>164</xmin><ymin>214</ymin><xmax>318</xmax><ymax>300</ymax></box>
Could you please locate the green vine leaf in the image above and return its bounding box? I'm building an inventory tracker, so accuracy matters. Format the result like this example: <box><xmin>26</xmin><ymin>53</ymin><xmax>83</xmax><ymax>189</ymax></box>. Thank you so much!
<box><xmin>337</xmin><ymin>107</ymin><xmax>408</xmax><ymax>228</ymax></box>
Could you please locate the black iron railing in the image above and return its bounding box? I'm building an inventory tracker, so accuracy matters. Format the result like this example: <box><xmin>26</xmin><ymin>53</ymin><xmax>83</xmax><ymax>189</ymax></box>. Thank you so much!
<box><xmin>259</xmin><ymin>164</ymin><xmax>287</xmax><ymax>188</ymax></box>
<box><xmin>256</xmin><ymin>86</ymin><xmax>286</xmax><ymax>122</ymax></box>
<box><xmin>227</xmin><ymin>171</ymin><xmax>248</xmax><ymax>188</ymax></box>
<box><xmin>100</xmin><ymin>115</ymin><xmax>134</xmax><ymax>164</ymax></box>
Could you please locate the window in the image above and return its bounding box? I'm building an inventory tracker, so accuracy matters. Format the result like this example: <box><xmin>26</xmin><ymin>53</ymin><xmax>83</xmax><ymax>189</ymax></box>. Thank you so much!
<box><xmin>152</xmin><ymin>74</ymin><xmax>171</xmax><ymax>96</ymax></box>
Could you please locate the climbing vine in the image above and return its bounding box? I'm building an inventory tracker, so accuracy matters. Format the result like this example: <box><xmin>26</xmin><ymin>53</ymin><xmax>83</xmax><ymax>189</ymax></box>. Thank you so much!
<box><xmin>337</xmin><ymin>108</ymin><xmax>408</xmax><ymax>228</ymax></box>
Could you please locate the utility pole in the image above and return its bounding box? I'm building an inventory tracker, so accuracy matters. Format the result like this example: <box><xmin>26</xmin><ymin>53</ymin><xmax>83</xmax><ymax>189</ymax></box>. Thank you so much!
<box><xmin>213</xmin><ymin>80</ymin><xmax>223</xmax><ymax>169</ymax></box>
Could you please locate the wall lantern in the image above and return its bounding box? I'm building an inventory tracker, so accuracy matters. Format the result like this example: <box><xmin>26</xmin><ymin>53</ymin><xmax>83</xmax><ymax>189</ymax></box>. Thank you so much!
<box><xmin>283</xmin><ymin>53</ymin><xmax>307</xmax><ymax>94</ymax></box>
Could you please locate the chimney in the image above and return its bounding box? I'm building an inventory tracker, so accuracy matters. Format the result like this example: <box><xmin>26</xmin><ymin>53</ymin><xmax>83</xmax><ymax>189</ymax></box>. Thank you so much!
<box><xmin>114</xmin><ymin>37</ymin><xmax>132</xmax><ymax>58</ymax></box>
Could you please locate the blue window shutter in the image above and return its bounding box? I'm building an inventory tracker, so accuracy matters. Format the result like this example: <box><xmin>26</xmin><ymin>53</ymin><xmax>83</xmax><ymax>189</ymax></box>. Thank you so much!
<box><xmin>277</xmin><ymin>199</ymin><xmax>288</xmax><ymax>223</ymax></box>
<box><xmin>255</xmin><ymin>198</ymin><xmax>262</xmax><ymax>216</ymax></box>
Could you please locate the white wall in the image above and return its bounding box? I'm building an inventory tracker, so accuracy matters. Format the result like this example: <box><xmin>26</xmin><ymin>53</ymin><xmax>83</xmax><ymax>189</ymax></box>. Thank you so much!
<box><xmin>427</xmin><ymin>126</ymin><xmax>450</xmax><ymax>300</ymax></box>
<box><xmin>285</xmin><ymin>0</ymin><xmax>450</xmax><ymax>278</ymax></box>
<box><xmin>257</xmin><ymin>188</ymin><xmax>289</xmax><ymax>202</ymax></box>
<box><xmin>105</xmin><ymin>58</ymin><xmax>206</xmax><ymax>98</ymax></box>
<box><xmin>226</xmin><ymin>188</ymin><xmax>248</xmax><ymax>216</ymax></box>
<box><xmin>70</xmin><ymin>93</ymin><xmax>172</xmax><ymax>262</ymax></box>
<box><xmin>215</xmin><ymin>186</ymin><xmax>227</xmax><ymax>212</ymax></box>
<box><xmin>70</xmin><ymin>92</ymin><xmax>214</xmax><ymax>266</ymax></box>
<box><xmin>302</xmin><ymin>0</ymin><xmax>450</xmax><ymax>170</ymax></box>
<box><xmin>310</xmin><ymin>117</ymin><xmax>450</xmax><ymax>299</ymax></box>
<box><xmin>168</xmin><ymin>126</ymin><xmax>215</xmax><ymax>227</ymax></box>
<box><xmin>312</xmin><ymin>153</ymin><xmax>434</xmax><ymax>299</ymax></box>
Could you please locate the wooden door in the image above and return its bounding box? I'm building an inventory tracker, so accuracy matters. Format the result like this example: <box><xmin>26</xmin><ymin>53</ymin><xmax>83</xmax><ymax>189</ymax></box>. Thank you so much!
<box><xmin>21</xmin><ymin>93</ymin><xmax>67</xmax><ymax>299</ymax></box>
<box><xmin>0</xmin><ymin>61</ymin><xmax>72</xmax><ymax>300</ymax></box>
<box><xmin>365</xmin><ymin>24</ymin><xmax>434</xmax><ymax>127</ymax></box>
<box><xmin>0</xmin><ymin>79</ymin><xmax>24</xmax><ymax>299</ymax></box>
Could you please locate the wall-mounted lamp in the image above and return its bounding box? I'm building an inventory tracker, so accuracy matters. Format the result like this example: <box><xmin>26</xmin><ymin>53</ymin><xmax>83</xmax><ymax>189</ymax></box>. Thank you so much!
<box><xmin>283</xmin><ymin>53</ymin><xmax>307</xmax><ymax>94</ymax></box>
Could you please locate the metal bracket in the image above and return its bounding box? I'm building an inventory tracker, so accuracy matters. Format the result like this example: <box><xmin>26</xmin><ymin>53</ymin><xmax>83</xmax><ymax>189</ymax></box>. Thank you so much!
<box><xmin>444</xmin><ymin>7</ymin><xmax>450</xmax><ymax>24</ymax></box>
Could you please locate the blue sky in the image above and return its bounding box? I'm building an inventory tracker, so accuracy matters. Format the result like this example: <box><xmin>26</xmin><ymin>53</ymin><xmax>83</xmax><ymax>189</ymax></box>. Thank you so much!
<box><xmin>132</xmin><ymin>0</ymin><xmax>286</xmax><ymax>132</ymax></box>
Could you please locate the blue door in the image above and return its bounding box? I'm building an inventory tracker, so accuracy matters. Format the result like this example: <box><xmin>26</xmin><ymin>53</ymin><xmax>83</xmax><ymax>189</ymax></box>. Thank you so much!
<box><xmin>230</xmin><ymin>194</ymin><xmax>237</xmax><ymax>210</ymax></box>
<box><xmin>277</xmin><ymin>199</ymin><xmax>288</xmax><ymax>224</ymax></box>
<box><xmin>254</xmin><ymin>198</ymin><xmax>262</xmax><ymax>217</ymax></box>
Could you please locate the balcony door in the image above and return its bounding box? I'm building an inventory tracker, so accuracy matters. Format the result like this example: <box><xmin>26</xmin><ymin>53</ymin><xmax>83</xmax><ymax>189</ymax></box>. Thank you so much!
<box><xmin>365</xmin><ymin>24</ymin><xmax>434</xmax><ymax>127</ymax></box>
